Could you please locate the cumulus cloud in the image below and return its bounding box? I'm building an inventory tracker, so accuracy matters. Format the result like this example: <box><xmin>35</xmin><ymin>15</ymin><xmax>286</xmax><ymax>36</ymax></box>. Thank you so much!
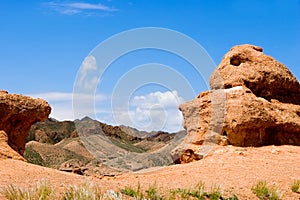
<box><xmin>44</xmin><ymin>1</ymin><xmax>118</xmax><ymax>15</ymax></box>
<box><xmin>131</xmin><ymin>91</ymin><xmax>185</xmax><ymax>109</ymax></box>
<box><xmin>113</xmin><ymin>91</ymin><xmax>185</xmax><ymax>132</ymax></box>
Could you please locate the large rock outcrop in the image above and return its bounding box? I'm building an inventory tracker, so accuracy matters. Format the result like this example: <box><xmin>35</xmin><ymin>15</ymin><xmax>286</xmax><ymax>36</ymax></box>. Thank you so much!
<box><xmin>0</xmin><ymin>90</ymin><xmax>51</xmax><ymax>158</ymax></box>
<box><xmin>179</xmin><ymin>44</ymin><xmax>300</xmax><ymax>161</ymax></box>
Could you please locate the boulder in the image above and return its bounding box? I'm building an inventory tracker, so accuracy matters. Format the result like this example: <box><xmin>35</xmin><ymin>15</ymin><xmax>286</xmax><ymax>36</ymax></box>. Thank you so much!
<box><xmin>178</xmin><ymin>44</ymin><xmax>300</xmax><ymax>162</ymax></box>
<box><xmin>173</xmin><ymin>149</ymin><xmax>203</xmax><ymax>164</ymax></box>
<box><xmin>0</xmin><ymin>90</ymin><xmax>51</xmax><ymax>157</ymax></box>
<box><xmin>59</xmin><ymin>159</ymin><xmax>87</xmax><ymax>175</ymax></box>
<box><xmin>210</xmin><ymin>44</ymin><xmax>300</xmax><ymax>104</ymax></box>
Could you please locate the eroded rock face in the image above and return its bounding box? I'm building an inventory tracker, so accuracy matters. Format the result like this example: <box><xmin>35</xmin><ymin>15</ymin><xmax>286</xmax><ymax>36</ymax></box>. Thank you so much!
<box><xmin>210</xmin><ymin>44</ymin><xmax>300</xmax><ymax>104</ymax></box>
<box><xmin>223</xmin><ymin>86</ymin><xmax>300</xmax><ymax>146</ymax></box>
<box><xmin>0</xmin><ymin>130</ymin><xmax>25</xmax><ymax>160</ymax></box>
<box><xmin>0</xmin><ymin>91</ymin><xmax>51</xmax><ymax>157</ymax></box>
<box><xmin>179</xmin><ymin>44</ymin><xmax>300</xmax><ymax>162</ymax></box>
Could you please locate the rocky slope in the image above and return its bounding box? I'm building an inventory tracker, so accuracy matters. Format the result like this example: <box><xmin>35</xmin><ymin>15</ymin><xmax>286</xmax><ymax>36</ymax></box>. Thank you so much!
<box><xmin>179</xmin><ymin>44</ymin><xmax>300</xmax><ymax>163</ymax></box>
<box><xmin>25</xmin><ymin>117</ymin><xmax>185</xmax><ymax>175</ymax></box>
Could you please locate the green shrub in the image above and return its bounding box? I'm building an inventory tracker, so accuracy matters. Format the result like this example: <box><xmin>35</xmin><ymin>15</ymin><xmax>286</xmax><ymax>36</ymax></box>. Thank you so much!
<box><xmin>121</xmin><ymin>182</ymin><xmax>166</xmax><ymax>200</ymax></box>
<box><xmin>207</xmin><ymin>185</ymin><xmax>222</xmax><ymax>200</ymax></box>
<box><xmin>145</xmin><ymin>183</ymin><xmax>164</xmax><ymax>200</ymax></box>
<box><xmin>121</xmin><ymin>186</ymin><xmax>138</xmax><ymax>197</ymax></box>
<box><xmin>170</xmin><ymin>182</ymin><xmax>238</xmax><ymax>200</ymax></box>
<box><xmin>291</xmin><ymin>179</ymin><xmax>300</xmax><ymax>193</ymax></box>
<box><xmin>252</xmin><ymin>180</ymin><xmax>281</xmax><ymax>200</ymax></box>
<box><xmin>121</xmin><ymin>182</ymin><xmax>144</xmax><ymax>199</ymax></box>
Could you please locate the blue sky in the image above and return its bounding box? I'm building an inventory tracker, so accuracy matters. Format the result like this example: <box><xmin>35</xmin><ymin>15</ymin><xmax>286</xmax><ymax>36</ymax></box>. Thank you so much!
<box><xmin>1</xmin><ymin>0</ymin><xmax>299</xmax><ymax>132</ymax></box>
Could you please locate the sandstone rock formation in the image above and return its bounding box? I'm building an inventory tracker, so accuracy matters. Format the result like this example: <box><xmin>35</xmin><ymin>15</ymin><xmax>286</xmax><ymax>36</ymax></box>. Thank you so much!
<box><xmin>172</xmin><ymin>149</ymin><xmax>203</xmax><ymax>164</ymax></box>
<box><xmin>0</xmin><ymin>130</ymin><xmax>25</xmax><ymax>160</ymax></box>
<box><xmin>179</xmin><ymin>44</ymin><xmax>300</xmax><ymax>162</ymax></box>
<box><xmin>210</xmin><ymin>44</ymin><xmax>300</xmax><ymax>105</ymax></box>
<box><xmin>0</xmin><ymin>90</ymin><xmax>51</xmax><ymax>158</ymax></box>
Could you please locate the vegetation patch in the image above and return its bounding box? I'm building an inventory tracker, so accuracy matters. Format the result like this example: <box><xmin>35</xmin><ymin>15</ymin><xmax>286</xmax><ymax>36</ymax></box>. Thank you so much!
<box><xmin>121</xmin><ymin>182</ymin><xmax>238</xmax><ymax>200</ymax></box>
<box><xmin>251</xmin><ymin>180</ymin><xmax>281</xmax><ymax>200</ymax></box>
<box><xmin>8</xmin><ymin>179</ymin><xmax>300</xmax><ymax>200</ymax></box>
<box><xmin>23</xmin><ymin>146</ymin><xmax>46</xmax><ymax>167</ymax></box>
<box><xmin>291</xmin><ymin>179</ymin><xmax>300</xmax><ymax>193</ymax></box>
<box><xmin>170</xmin><ymin>182</ymin><xmax>238</xmax><ymax>200</ymax></box>
<box><xmin>110</xmin><ymin>138</ymin><xmax>147</xmax><ymax>153</ymax></box>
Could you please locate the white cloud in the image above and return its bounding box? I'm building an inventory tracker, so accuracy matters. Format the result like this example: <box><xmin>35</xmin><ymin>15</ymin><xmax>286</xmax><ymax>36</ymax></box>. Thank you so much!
<box><xmin>76</xmin><ymin>55</ymin><xmax>99</xmax><ymax>91</ymax></box>
<box><xmin>68</xmin><ymin>2</ymin><xmax>116</xmax><ymax>11</ymax></box>
<box><xmin>81</xmin><ymin>55</ymin><xmax>97</xmax><ymax>71</ymax></box>
<box><xmin>112</xmin><ymin>91</ymin><xmax>185</xmax><ymax>132</ymax></box>
<box><xmin>29</xmin><ymin>92</ymin><xmax>108</xmax><ymax>121</ymax></box>
<box><xmin>44</xmin><ymin>1</ymin><xmax>118</xmax><ymax>15</ymax></box>
<box><xmin>131</xmin><ymin>91</ymin><xmax>185</xmax><ymax>109</ymax></box>
<box><xmin>30</xmin><ymin>92</ymin><xmax>73</xmax><ymax>102</ymax></box>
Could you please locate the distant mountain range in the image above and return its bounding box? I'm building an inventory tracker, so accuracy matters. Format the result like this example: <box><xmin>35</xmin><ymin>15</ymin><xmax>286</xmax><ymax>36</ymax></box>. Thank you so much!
<box><xmin>25</xmin><ymin>117</ymin><xmax>186</xmax><ymax>176</ymax></box>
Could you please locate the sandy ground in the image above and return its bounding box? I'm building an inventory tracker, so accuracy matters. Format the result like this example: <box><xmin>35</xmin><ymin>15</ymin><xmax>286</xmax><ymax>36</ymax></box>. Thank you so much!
<box><xmin>0</xmin><ymin>145</ymin><xmax>300</xmax><ymax>199</ymax></box>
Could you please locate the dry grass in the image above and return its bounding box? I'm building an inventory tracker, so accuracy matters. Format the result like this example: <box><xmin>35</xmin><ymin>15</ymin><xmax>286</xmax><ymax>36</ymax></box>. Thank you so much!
<box><xmin>1</xmin><ymin>180</ymin><xmax>240</xmax><ymax>200</ymax></box>
<box><xmin>2</xmin><ymin>180</ymin><xmax>52</xmax><ymax>200</ymax></box>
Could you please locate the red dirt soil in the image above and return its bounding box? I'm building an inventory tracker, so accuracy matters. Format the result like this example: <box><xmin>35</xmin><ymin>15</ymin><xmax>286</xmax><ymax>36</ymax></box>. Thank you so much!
<box><xmin>0</xmin><ymin>145</ymin><xmax>300</xmax><ymax>199</ymax></box>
